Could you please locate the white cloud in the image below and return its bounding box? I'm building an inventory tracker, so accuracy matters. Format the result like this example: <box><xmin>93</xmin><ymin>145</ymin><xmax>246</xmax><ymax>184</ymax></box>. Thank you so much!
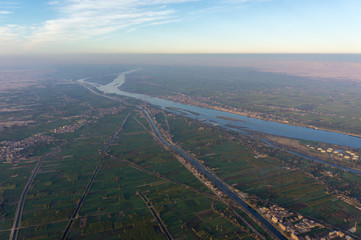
<box><xmin>0</xmin><ymin>25</ymin><xmax>28</xmax><ymax>54</ymax></box>
<box><xmin>1</xmin><ymin>0</ymin><xmax>269</xmax><ymax>53</ymax></box>
<box><xmin>224</xmin><ymin>0</ymin><xmax>271</xmax><ymax>2</ymax></box>
<box><xmin>189</xmin><ymin>0</ymin><xmax>270</xmax><ymax>17</ymax></box>
<box><xmin>23</xmin><ymin>0</ymin><xmax>197</xmax><ymax>50</ymax></box>
<box><xmin>0</xmin><ymin>24</ymin><xmax>28</xmax><ymax>39</ymax></box>
<box><xmin>0</xmin><ymin>10</ymin><xmax>12</xmax><ymax>14</ymax></box>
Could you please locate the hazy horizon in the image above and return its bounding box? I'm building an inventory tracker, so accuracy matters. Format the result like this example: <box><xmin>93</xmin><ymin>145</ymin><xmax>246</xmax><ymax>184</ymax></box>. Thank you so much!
<box><xmin>2</xmin><ymin>53</ymin><xmax>361</xmax><ymax>67</ymax></box>
<box><xmin>1</xmin><ymin>0</ymin><xmax>361</xmax><ymax>55</ymax></box>
<box><xmin>2</xmin><ymin>53</ymin><xmax>361</xmax><ymax>84</ymax></box>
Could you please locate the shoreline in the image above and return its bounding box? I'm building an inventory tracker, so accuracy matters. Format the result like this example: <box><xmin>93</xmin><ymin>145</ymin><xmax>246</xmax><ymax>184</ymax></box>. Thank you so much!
<box><xmin>142</xmin><ymin>94</ymin><xmax>361</xmax><ymax>140</ymax></box>
<box><xmin>79</xmin><ymin>71</ymin><xmax>361</xmax><ymax>149</ymax></box>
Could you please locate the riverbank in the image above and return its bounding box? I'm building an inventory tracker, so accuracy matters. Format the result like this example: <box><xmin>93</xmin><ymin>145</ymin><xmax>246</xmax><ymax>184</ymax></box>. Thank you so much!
<box><xmin>146</xmin><ymin>93</ymin><xmax>361</xmax><ymax>139</ymax></box>
<box><xmin>78</xmin><ymin>70</ymin><xmax>361</xmax><ymax>149</ymax></box>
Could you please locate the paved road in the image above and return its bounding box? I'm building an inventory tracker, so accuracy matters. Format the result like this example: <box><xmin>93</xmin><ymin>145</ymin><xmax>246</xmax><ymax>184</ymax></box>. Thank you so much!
<box><xmin>9</xmin><ymin>146</ymin><xmax>61</xmax><ymax>240</ymax></box>
<box><xmin>61</xmin><ymin>113</ymin><xmax>130</xmax><ymax>240</ymax></box>
<box><xmin>142</xmin><ymin>108</ymin><xmax>287</xmax><ymax>240</ymax></box>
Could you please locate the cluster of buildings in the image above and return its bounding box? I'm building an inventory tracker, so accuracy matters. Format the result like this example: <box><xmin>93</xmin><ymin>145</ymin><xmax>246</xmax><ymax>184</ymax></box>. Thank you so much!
<box><xmin>0</xmin><ymin>134</ymin><xmax>54</xmax><ymax>162</ymax></box>
<box><xmin>189</xmin><ymin>163</ymin><xmax>226</xmax><ymax>199</ymax></box>
<box><xmin>337</xmin><ymin>194</ymin><xmax>361</xmax><ymax>211</ymax></box>
<box><xmin>1</xmin><ymin>107</ymin><xmax>125</xmax><ymax>162</ymax></box>
<box><xmin>97</xmin><ymin>107</ymin><xmax>124</xmax><ymax>116</ymax></box>
<box><xmin>308</xmin><ymin>146</ymin><xmax>359</xmax><ymax>161</ymax></box>
<box><xmin>259</xmin><ymin>205</ymin><xmax>353</xmax><ymax>240</ymax></box>
<box><xmin>51</xmin><ymin>107</ymin><xmax>126</xmax><ymax>134</ymax></box>
<box><xmin>174</xmin><ymin>139</ymin><xmax>358</xmax><ymax>240</ymax></box>
<box><xmin>343</xmin><ymin>150</ymin><xmax>360</xmax><ymax>161</ymax></box>
<box><xmin>51</xmin><ymin>119</ymin><xmax>89</xmax><ymax>134</ymax></box>
<box><xmin>188</xmin><ymin>161</ymin><xmax>357</xmax><ymax>240</ymax></box>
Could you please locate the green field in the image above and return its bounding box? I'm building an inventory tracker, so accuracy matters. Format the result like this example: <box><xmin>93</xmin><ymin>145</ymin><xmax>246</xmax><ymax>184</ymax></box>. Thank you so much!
<box><xmin>2</xmin><ymin>66</ymin><xmax>361</xmax><ymax>239</ymax></box>
<box><xmin>123</xmin><ymin>66</ymin><xmax>361</xmax><ymax>135</ymax></box>
<box><xmin>0</xmin><ymin>80</ymin><xmax>258</xmax><ymax>239</ymax></box>
<box><xmin>163</xmin><ymin>112</ymin><xmax>361</xmax><ymax>234</ymax></box>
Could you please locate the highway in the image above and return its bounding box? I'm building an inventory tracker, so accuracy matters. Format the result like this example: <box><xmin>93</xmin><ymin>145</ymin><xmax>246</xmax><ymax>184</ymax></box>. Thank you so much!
<box><xmin>141</xmin><ymin>108</ymin><xmax>287</xmax><ymax>240</ymax></box>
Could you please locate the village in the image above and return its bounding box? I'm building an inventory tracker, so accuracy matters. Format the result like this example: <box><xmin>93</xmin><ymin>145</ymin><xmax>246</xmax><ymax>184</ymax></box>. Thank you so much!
<box><xmin>0</xmin><ymin>106</ymin><xmax>127</xmax><ymax>163</ymax></box>
<box><xmin>0</xmin><ymin>134</ymin><xmax>54</xmax><ymax>162</ymax></box>
<box><xmin>259</xmin><ymin>204</ymin><xmax>355</xmax><ymax>240</ymax></box>
<box><xmin>50</xmin><ymin>119</ymin><xmax>90</xmax><ymax>134</ymax></box>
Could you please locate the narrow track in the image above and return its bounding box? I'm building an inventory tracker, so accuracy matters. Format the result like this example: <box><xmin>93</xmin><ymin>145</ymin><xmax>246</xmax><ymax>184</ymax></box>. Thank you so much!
<box><xmin>116</xmin><ymin>157</ymin><xmax>219</xmax><ymax>200</ymax></box>
<box><xmin>141</xmin><ymin>107</ymin><xmax>287</xmax><ymax>240</ymax></box>
<box><xmin>60</xmin><ymin>113</ymin><xmax>130</xmax><ymax>240</ymax></box>
<box><xmin>9</xmin><ymin>146</ymin><xmax>62</xmax><ymax>240</ymax></box>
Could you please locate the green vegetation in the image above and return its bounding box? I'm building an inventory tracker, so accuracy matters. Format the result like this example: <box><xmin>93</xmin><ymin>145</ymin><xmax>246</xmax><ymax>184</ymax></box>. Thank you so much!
<box><xmin>2</xmin><ymin>65</ymin><xmax>361</xmax><ymax>239</ymax></box>
<box><xmin>124</xmin><ymin>66</ymin><xmax>361</xmax><ymax>135</ymax></box>
<box><xmin>0</xmin><ymin>76</ymin><xmax>257</xmax><ymax>239</ymax></box>
<box><xmin>0</xmin><ymin>82</ymin><xmax>121</xmax><ymax>141</ymax></box>
<box><xmin>0</xmin><ymin>161</ymin><xmax>37</xmax><ymax>230</ymax></box>
<box><xmin>164</xmin><ymin>112</ymin><xmax>361</xmax><ymax>234</ymax></box>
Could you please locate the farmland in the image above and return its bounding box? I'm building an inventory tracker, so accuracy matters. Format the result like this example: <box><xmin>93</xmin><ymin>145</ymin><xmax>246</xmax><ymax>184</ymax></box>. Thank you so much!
<box><xmin>1</xmin><ymin>65</ymin><xmax>361</xmax><ymax>239</ymax></box>
<box><xmin>123</xmin><ymin>65</ymin><xmax>361</xmax><ymax>136</ymax></box>
<box><xmin>0</xmin><ymin>75</ymin><xmax>257</xmax><ymax>239</ymax></box>
<box><xmin>156</xmin><ymin>110</ymin><xmax>361</xmax><ymax>235</ymax></box>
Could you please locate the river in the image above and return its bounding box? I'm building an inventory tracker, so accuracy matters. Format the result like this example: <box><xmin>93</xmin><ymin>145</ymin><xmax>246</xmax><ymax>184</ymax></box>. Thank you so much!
<box><xmin>79</xmin><ymin>70</ymin><xmax>361</xmax><ymax>150</ymax></box>
<box><xmin>77</xmin><ymin>69</ymin><xmax>361</xmax><ymax>237</ymax></box>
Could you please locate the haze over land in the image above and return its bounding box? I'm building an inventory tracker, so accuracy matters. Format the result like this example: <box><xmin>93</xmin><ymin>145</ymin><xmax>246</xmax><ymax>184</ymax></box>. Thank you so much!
<box><xmin>2</xmin><ymin>0</ymin><xmax>361</xmax><ymax>81</ymax></box>
<box><xmin>2</xmin><ymin>0</ymin><xmax>361</xmax><ymax>240</ymax></box>
<box><xmin>2</xmin><ymin>63</ymin><xmax>361</xmax><ymax>239</ymax></box>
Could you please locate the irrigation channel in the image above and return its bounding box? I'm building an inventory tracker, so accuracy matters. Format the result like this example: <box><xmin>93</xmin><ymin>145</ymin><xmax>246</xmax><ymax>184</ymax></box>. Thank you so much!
<box><xmin>76</xmin><ymin>70</ymin><xmax>361</xmax><ymax>239</ymax></box>
<box><xmin>60</xmin><ymin>113</ymin><xmax>130</xmax><ymax>240</ymax></box>
<box><xmin>142</xmin><ymin>108</ymin><xmax>287</xmax><ymax>240</ymax></box>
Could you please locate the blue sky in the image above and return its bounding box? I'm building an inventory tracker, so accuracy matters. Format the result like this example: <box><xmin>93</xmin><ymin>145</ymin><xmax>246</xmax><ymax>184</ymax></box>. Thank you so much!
<box><xmin>0</xmin><ymin>0</ymin><xmax>361</xmax><ymax>54</ymax></box>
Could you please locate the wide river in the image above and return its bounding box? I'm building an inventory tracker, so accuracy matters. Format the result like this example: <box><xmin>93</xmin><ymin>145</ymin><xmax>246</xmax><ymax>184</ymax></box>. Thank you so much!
<box><xmin>79</xmin><ymin>69</ymin><xmax>361</xmax><ymax>151</ymax></box>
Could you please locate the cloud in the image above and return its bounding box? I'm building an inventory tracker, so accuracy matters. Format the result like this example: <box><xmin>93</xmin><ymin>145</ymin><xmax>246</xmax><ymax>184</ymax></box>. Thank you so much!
<box><xmin>1</xmin><ymin>0</ymin><xmax>268</xmax><ymax>53</ymax></box>
<box><xmin>0</xmin><ymin>10</ymin><xmax>12</xmax><ymax>14</ymax></box>
<box><xmin>23</xmin><ymin>0</ymin><xmax>197</xmax><ymax>49</ymax></box>
<box><xmin>0</xmin><ymin>25</ymin><xmax>29</xmax><ymax>54</ymax></box>
<box><xmin>0</xmin><ymin>1</ymin><xmax>17</xmax><ymax>15</ymax></box>
<box><xmin>0</xmin><ymin>24</ymin><xmax>29</xmax><ymax>39</ymax></box>
<box><xmin>189</xmin><ymin>0</ymin><xmax>270</xmax><ymax>17</ymax></box>
<box><xmin>224</xmin><ymin>0</ymin><xmax>271</xmax><ymax>2</ymax></box>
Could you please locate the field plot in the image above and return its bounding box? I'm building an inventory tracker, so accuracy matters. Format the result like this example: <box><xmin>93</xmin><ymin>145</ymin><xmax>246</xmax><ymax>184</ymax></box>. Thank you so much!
<box><xmin>165</xmin><ymin>112</ymin><xmax>361</xmax><ymax>235</ymax></box>
<box><xmin>0</xmin><ymin>161</ymin><xmax>37</xmax><ymax>238</ymax></box>
<box><xmin>15</xmin><ymin>112</ymin><xmax>130</xmax><ymax>239</ymax></box>
<box><xmin>0</xmin><ymin>82</ymin><xmax>124</xmax><ymax>239</ymax></box>
<box><xmin>64</xmin><ymin>113</ymin><xmax>255</xmax><ymax>239</ymax></box>
<box><xmin>4</xmin><ymin>67</ymin><xmax>361</xmax><ymax>239</ymax></box>
<box><xmin>1</xmin><ymin>78</ymin><xmax>258</xmax><ymax>239</ymax></box>
<box><xmin>109</xmin><ymin>112</ymin><xmax>210</xmax><ymax>191</ymax></box>
<box><xmin>0</xmin><ymin>81</ymin><xmax>122</xmax><ymax>141</ymax></box>
<box><xmin>124</xmin><ymin>66</ymin><xmax>361</xmax><ymax>135</ymax></box>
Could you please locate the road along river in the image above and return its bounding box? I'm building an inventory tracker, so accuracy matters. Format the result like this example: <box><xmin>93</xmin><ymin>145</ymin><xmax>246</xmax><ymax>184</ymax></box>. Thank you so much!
<box><xmin>77</xmin><ymin>70</ymin><xmax>361</xmax><ymax>238</ymax></box>
<box><xmin>141</xmin><ymin>108</ymin><xmax>287</xmax><ymax>240</ymax></box>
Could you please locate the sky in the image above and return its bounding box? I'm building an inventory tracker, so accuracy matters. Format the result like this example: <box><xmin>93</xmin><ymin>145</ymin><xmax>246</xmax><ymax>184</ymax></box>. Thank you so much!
<box><xmin>1</xmin><ymin>0</ymin><xmax>361</xmax><ymax>54</ymax></box>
